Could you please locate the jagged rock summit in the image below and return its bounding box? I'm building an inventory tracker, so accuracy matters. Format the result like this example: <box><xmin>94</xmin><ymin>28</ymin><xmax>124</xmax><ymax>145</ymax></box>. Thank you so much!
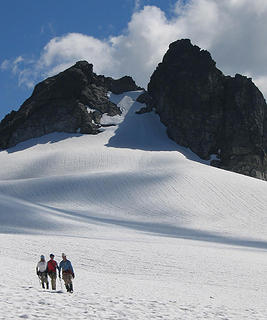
<box><xmin>147</xmin><ymin>39</ymin><xmax>267</xmax><ymax>180</ymax></box>
<box><xmin>1</xmin><ymin>41</ymin><xmax>266</xmax><ymax>181</ymax></box>
<box><xmin>0</xmin><ymin>61</ymin><xmax>141</xmax><ymax>149</ymax></box>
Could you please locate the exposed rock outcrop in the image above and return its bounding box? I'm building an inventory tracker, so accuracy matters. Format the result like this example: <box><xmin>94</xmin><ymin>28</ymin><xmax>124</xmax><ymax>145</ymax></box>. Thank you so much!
<box><xmin>148</xmin><ymin>39</ymin><xmax>267</xmax><ymax>180</ymax></box>
<box><xmin>0</xmin><ymin>61</ymin><xmax>141</xmax><ymax>149</ymax></box>
<box><xmin>135</xmin><ymin>91</ymin><xmax>153</xmax><ymax>114</ymax></box>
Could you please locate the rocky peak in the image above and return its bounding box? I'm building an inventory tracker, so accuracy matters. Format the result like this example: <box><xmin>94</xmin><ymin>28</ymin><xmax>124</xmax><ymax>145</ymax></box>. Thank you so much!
<box><xmin>162</xmin><ymin>39</ymin><xmax>216</xmax><ymax>73</ymax></box>
<box><xmin>147</xmin><ymin>39</ymin><xmax>267</xmax><ymax>180</ymax></box>
<box><xmin>0</xmin><ymin>61</ymin><xmax>141</xmax><ymax>149</ymax></box>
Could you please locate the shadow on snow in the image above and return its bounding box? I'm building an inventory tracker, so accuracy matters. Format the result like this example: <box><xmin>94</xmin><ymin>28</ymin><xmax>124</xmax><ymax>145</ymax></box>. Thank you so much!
<box><xmin>37</xmin><ymin>204</ymin><xmax>267</xmax><ymax>251</ymax></box>
<box><xmin>105</xmin><ymin>99</ymin><xmax>208</xmax><ymax>164</ymax></box>
<box><xmin>2</xmin><ymin>132</ymin><xmax>83</xmax><ymax>154</ymax></box>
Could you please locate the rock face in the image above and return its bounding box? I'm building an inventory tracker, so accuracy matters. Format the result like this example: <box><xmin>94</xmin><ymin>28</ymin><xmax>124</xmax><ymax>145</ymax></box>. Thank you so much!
<box><xmin>0</xmin><ymin>61</ymin><xmax>141</xmax><ymax>149</ymax></box>
<box><xmin>148</xmin><ymin>39</ymin><xmax>267</xmax><ymax>180</ymax></box>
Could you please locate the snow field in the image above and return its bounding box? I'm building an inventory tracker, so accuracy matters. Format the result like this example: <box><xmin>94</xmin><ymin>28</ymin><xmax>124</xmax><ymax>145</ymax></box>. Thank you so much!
<box><xmin>0</xmin><ymin>91</ymin><xmax>267</xmax><ymax>319</ymax></box>
<box><xmin>1</xmin><ymin>232</ymin><xmax>267</xmax><ymax>320</ymax></box>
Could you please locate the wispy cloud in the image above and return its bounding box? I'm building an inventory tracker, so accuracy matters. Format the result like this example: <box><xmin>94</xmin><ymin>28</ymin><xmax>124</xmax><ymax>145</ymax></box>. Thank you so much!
<box><xmin>3</xmin><ymin>0</ymin><xmax>267</xmax><ymax>96</ymax></box>
<box><xmin>40</xmin><ymin>22</ymin><xmax>56</xmax><ymax>37</ymax></box>
<box><xmin>134</xmin><ymin>0</ymin><xmax>142</xmax><ymax>11</ymax></box>
<box><xmin>0</xmin><ymin>59</ymin><xmax>10</xmax><ymax>70</ymax></box>
<box><xmin>1</xmin><ymin>56</ymin><xmax>25</xmax><ymax>78</ymax></box>
<box><xmin>12</xmin><ymin>56</ymin><xmax>24</xmax><ymax>74</ymax></box>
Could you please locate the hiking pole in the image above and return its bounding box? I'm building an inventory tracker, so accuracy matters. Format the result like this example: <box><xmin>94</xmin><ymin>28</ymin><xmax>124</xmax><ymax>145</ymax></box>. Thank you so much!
<box><xmin>59</xmin><ymin>276</ymin><xmax>63</xmax><ymax>290</ymax></box>
<box><xmin>37</xmin><ymin>275</ymin><xmax>42</xmax><ymax>288</ymax></box>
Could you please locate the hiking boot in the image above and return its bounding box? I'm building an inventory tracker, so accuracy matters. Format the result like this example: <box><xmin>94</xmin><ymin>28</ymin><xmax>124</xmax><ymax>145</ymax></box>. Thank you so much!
<box><xmin>69</xmin><ymin>283</ymin><xmax>73</xmax><ymax>293</ymax></box>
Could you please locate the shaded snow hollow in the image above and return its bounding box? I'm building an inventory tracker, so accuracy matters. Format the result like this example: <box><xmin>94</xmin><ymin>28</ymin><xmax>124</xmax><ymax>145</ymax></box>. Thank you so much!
<box><xmin>0</xmin><ymin>91</ymin><xmax>267</xmax><ymax>319</ymax></box>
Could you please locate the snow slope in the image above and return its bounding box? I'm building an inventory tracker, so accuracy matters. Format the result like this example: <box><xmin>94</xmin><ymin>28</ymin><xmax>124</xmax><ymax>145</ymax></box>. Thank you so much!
<box><xmin>0</xmin><ymin>91</ymin><xmax>267</xmax><ymax>319</ymax></box>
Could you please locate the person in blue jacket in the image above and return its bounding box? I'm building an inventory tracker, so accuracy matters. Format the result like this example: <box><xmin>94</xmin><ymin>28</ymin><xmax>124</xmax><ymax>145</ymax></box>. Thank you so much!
<box><xmin>59</xmin><ymin>253</ymin><xmax>75</xmax><ymax>293</ymax></box>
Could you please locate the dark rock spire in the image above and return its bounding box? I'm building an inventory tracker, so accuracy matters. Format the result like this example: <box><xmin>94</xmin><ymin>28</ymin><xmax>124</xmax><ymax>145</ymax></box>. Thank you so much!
<box><xmin>148</xmin><ymin>39</ymin><xmax>267</xmax><ymax>180</ymax></box>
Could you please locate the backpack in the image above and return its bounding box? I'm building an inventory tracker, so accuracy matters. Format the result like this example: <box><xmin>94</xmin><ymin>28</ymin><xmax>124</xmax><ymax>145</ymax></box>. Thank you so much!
<box><xmin>47</xmin><ymin>260</ymin><xmax>57</xmax><ymax>272</ymax></box>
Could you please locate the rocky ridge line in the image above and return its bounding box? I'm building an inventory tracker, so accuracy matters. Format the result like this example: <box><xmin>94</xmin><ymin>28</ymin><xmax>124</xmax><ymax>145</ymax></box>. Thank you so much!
<box><xmin>0</xmin><ymin>61</ymin><xmax>141</xmax><ymax>149</ymax></box>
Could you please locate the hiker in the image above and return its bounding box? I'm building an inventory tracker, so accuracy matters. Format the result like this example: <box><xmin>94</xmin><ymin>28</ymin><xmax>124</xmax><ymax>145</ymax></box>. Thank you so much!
<box><xmin>59</xmin><ymin>253</ymin><xmax>75</xmax><ymax>293</ymax></box>
<box><xmin>47</xmin><ymin>253</ymin><xmax>60</xmax><ymax>290</ymax></box>
<box><xmin>36</xmin><ymin>255</ymin><xmax>49</xmax><ymax>289</ymax></box>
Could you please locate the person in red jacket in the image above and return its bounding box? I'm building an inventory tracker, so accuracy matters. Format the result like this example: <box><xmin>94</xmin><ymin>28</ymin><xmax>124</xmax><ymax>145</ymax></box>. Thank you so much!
<box><xmin>47</xmin><ymin>253</ymin><xmax>60</xmax><ymax>290</ymax></box>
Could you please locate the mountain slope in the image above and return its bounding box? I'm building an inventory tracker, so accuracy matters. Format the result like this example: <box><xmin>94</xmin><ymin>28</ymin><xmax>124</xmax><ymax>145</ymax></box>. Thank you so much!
<box><xmin>0</xmin><ymin>91</ymin><xmax>266</xmax><ymax>243</ymax></box>
<box><xmin>0</xmin><ymin>91</ymin><xmax>267</xmax><ymax>319</ymax></box>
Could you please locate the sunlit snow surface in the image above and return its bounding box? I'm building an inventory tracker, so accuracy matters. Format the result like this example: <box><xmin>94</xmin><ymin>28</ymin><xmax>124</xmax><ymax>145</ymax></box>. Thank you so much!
<box><xmin>0</xmin><ymin>91</ymin><xmax>267</xmax><ymax>319</ymax></box>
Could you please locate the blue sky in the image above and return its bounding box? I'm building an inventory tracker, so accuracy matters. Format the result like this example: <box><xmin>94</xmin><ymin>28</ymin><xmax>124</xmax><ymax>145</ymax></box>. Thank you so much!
<box><xmin>1</xmin><ymin>0</ymin><xmax>267</xmax><ymax>121</ymax></box>
<box><xmin>0</xmin><ymin>0</ymin><xmax>176</xmax><ymax>120</ymax></box>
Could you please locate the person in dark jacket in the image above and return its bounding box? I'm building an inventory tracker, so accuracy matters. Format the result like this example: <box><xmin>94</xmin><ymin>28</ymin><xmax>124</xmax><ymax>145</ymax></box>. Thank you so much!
<box><xmin>59</xmin><ymin>253</ymin><xmax>75</xmax><ymax>293</ymax></box>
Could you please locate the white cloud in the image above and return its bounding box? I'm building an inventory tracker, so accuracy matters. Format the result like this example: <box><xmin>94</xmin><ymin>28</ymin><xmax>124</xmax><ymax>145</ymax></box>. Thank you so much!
<box><xmin>252</xmin><ymin>75</ymin><xmax>267</xmax><ymax>97</ymax></box>
<box><xmin>109</xmin><ymin>6</ymin><xmax>182</xmax><ymax>85</ymax></box>
<box><xmin>4</xmin><ymin>0</ymin><xmax>267</xmax><ymax>97</ymax></box>
<box><xmin>37</xmin><ymin>33</ymin><xmax>114</xmax><ymax>76</ymax></box>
